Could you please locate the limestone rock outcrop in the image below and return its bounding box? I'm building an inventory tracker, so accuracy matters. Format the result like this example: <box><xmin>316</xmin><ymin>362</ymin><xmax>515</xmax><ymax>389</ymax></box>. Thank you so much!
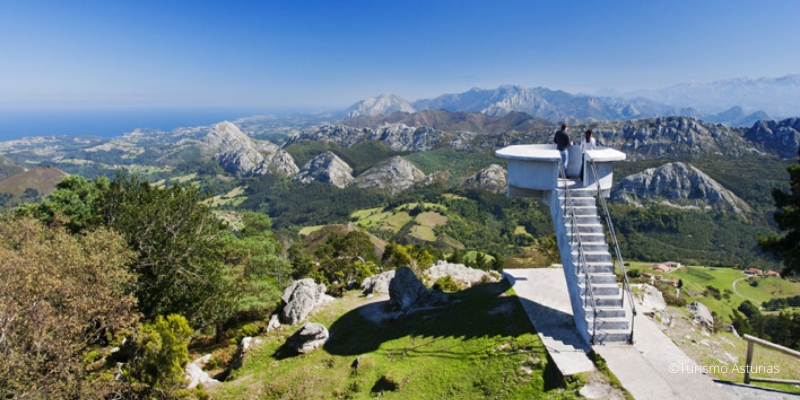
<box><xmin>344</xmin><ymin>93</ymin><xmax>415</xmax><ymax>118</ymax></box>
<box><xmin>361</xmin><ymin>270</ymin><xmax>396</xmax><ymax>294</ymax></box>
<box><xmin>461</xmin><ymin>164</ymin><xmax>507</xmax><ymax>193</ymax></box>
<box><xmin>293</xmin><ymin>151</ymin><xmax>354</xmax><ymax>188</ymax></box>
<box><xmin>687</xmin><ymin>301</ymin><xmax>714</xmax><ymax>331</ymax></box>
<box><xmin>184</xmin><ymin>354</ymin><xmax>220</xmax><ymax>389</ymax></box>
<box><xmin>201</xmin><ymin>121</ymin><xmax>298</xmax><ymax>177</ymax></box>
<box><xmin>388</xmin><ymin>267</ymin><xmax>443</xmax><ymax>311</ymax></box>
<box><xmin>286</xmin><ymin>322</ymin><xmax>329</xmax><ymax>354</ymax></box>
<box><xmin>424</xmin><ymin>260</ymin><xmax>500</xmax><ymax>288</ymax></box>
<box><xmin>353</xmin><ymin>156</ymin><xmax>427</xmax><ymax>194</ymax></box>
<box><xmin>611</xmin><ymin>162</ymin><xmax>751</xmax><ymax>214</ymax></box>
<box><xmin>744</xmin><ymin>118</ymin><xmax>800</xmax><ymax>158</ymax></box>
<box><xmin>280</xmin><ymin>279</ymin><xmax>327</xmax><ymax>325</ymax></box>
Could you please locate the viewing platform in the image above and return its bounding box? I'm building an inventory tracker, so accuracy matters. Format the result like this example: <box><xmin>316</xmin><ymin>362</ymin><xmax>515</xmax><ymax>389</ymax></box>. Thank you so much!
<box><xmin>496</xmin><ymin>144</ymin><xmax>626</xmax><ymax>199</ymax></box>
<box><xmin>496</xmin><ymin>143</ymin><xmax>632</xmax><ymax>346</ymax></box>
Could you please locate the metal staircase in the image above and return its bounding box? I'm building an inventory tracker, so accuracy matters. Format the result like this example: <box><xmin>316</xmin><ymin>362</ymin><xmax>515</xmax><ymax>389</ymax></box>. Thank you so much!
<box><xmin>554</xmin><ymin>161</ymin><xmax>635</xmax><ymax>345</ymax></box>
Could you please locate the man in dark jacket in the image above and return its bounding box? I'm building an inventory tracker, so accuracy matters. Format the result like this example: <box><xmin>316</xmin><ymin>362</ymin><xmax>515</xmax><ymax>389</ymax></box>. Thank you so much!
<box><xmin>553</xmin><ymin>123</ymin><xmax>572</xmax><ymax>176</ymax></box>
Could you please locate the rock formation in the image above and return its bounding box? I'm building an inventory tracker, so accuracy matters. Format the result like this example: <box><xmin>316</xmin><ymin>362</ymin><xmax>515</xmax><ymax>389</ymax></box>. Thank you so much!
<box><xmin>343</xmin><ymin>93</ymin><xmax>415</xmax><ymax>118</ymax></box>
<box><xmin>687</xmin><ymin>301</ymin><xmax>714</xmax><ymax>331</ymax></box>
<box><xmin>361</xmin><ymin>270</ymin><xmax>396</xmax><ymax>294</ymax></box>
<box><xmin>286</xmin><ymin>322</ymin><xmax>329</xmax><ymax>354</ymax></box>
<box><xmin>201</xmin><ymin>121</ymin><xmax>298</xmax><ymax>177</ymax></box>
<box><xmin>388</xmin><ymin>267</ymin><xmax>443</xmax><ymax>312</ymax></box>
<box><xmin>293</xmin><ymin>151</ymin><xmax>354</xmax><ymax>188</ymax></box>
<box><xmin>744</xmin><ymin>118</ymin><xmax>800</xmax><ymax>158</ymax></box>
<box><xmin>461</xmin><ymin>164</ymin><xmax>507</xmax><ymax>193</ymax></box>
<box><xmin>612</xmin><ymin>162</ymin><xmax>752</xmax><ymax>214</ymax></box>
<box><xmin>280</xmin><ymin>279</ymin><xmax>328</xmax><ymax>325</ymax></box>
<box><xmin>424</xmin><ymin>260</ymin><xmax>500</xmax><ymax>288</ymax></box>
<box><xmin>184</xmin><ymin>354</ymin><xmax>220</xmax><ymax>389</ymax></box>
<box><xmin>353</xmin><ymin>156</ymin><xmax>427</xmax><ymax>194</ymax></box>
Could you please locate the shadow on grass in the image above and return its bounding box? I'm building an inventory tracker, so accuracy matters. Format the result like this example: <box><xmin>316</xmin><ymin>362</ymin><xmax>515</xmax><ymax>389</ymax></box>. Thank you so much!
<box><xmin>322</xmin><ymin>278</ymin><xmax>585</xmax><ymax>359</ymax></box>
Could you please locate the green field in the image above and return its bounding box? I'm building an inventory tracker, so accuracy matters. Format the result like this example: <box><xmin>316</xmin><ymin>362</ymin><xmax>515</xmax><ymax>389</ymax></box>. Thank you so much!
<box><xmin>213</xmin><ymin>282</ymin><xmax>618</xmax><ymax>400</ymax></box>
<box><xmin>351</xmin><ymin>203</ymin><xmax>449</xmax><ymax>243</ymax></box>
<box><xmin>636</xmin><ymin>265</ymin><xmax>800</xmax><ymax>321</ymax></box>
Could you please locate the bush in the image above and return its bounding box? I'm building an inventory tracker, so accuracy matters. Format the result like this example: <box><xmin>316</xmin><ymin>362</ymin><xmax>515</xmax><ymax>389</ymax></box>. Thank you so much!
<box><xmin>432</xmin><ymin>275</ymin><xmax>460</xmax><ymax>293</ymax></box>
<box><xmin>626</xmin><ymin>269</ymin><xmax>641</xmax><ymax>278</ymax></box>
<box><xmin>328</xmin><ymin>283</ymin><xmax>346</xmax><ymax>298</ymax></box>
<box><xmin>125</xmin><ymin>314</ymin><xmax>193</xmax><ymax>397</ymax></box>
<box><xmin>235</xmin><ymin>323</ymin><xmax>263</xmax><ymax>344</ymax></box>
<box><xmin>653</xmin><ymin>281</ymin><xmax>686</xmax><ymax>307</ymax></box>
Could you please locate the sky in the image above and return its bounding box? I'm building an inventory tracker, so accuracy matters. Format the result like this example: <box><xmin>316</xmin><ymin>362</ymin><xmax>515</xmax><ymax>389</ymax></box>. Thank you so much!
<box><xmin>1</xmin><ymin>0</ymin><xmax>799</xmax><ymax>110</ymax></box>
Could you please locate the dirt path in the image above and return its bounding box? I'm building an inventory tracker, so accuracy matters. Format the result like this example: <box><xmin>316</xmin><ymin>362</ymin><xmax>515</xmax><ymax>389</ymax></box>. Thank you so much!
<box><xmin>733</xmin><ymin>277</ymin><xmax>762</xmax><ymax>306</ymax></box>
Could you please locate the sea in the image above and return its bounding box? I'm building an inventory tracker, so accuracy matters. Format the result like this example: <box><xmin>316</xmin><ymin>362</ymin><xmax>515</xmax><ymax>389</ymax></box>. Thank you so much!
<box><xmin>0</xmin><ymin>107</ymin><xmax>316</xmax><ymax>142</ymax></box>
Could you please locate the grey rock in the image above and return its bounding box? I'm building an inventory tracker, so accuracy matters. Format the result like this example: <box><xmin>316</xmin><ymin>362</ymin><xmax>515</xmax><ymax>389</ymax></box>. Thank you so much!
<box><xmin>388</xmin><ymin>267</ymin><xmax>443</xmax><ymax>311</ymax></box>
<box><xmin>687</xmin><ymin>301</ymin><xmax>714</xmax><ymax>331</ymax></box>
<box><xmin>240</xmin><ymin>336</ymin><xmax>263</xmax><ymax>353</ymax></box>
<box><xmin>637</xmin><ymin>284</ymin><xmax>667</xmax><ymax>314</ymax></box>
<box><xmin>286</xmin><ymin>322</ymin><xmax>329</xmax><ymax>354</ymax></box>
<box><xmin>184</xmin><ymin>354</ymin><xmax>220</xmax><ymax>389</ymax></box>
<box><xmin>280</xmin><ymin>279</ymin><xmax>327</xmax><ymax>325</ymax></box>
<box><xmin>612</xmin><ymin>162</ymin><xmax>752</xmax><ymax>214</ymax></box>
<box><xmin>266</xmin><ymin>314</ymin><xmax>281</xmax><ymax>332</ymax></box>
<box><xmin>361</xmin><ymin>270</ymin><xmax>396</xmax><ymax>294</ymax></box>
<box><xmin>255</xmin><ymin>150</ymin><xmax>299</xmax><ymax>176</ymax></box>
<box><xmin>293</xmin><ymin>151</ymin><xmax>354</xmax><ymax>188</ymax></box>
<box><xmin>744</xmin><ymin>118</ymin><xmax>800</xmax><ymax>158</ymax></box>
<box><xmin>424</xmin><ymin>260</ymin><xmax>500</xmax><ymax>288</ymax></box>
<box><xmin>344</xmin><ymin>93</ymin><xmax>415</xmax><ymax>118</ymax></box>
<box><xmin>462</xmin><ymin>164</ymin><xmax>507</xmax><ymax>193</ymax></box>
<box><xmin>353</xmin><ymin>156</ymin><xmax>427</xmax><ymax>194</ymax></box>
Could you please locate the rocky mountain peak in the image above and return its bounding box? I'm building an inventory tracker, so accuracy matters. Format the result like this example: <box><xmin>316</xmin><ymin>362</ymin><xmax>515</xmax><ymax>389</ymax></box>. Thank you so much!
<box><xmin>344</xmin><ymin>93</ymin><xmax>415</xmax><ymax>118</ymax></box>
<box><xmin>611</xmin><ymin>162</ymin><xmax>752</xmax><ymax>214</ymax></box>
<box><xmin>353</xmin><ymin>156</ymin><xmax>426</xmax><ymax>194</ymax></box>
<box><xmin>461</xmin><ymin>164</ymin><xmax>507</xmax><ymax>193</ymax></box>
<box><xmin>744</xmin><ymin>118</ymin><xmax>800</xmax><ymax>158</ymax></box>
<box><xmin>293</xmin><ymin>151</ymin><xmax>354</xmax><ymax>188</ymax></box>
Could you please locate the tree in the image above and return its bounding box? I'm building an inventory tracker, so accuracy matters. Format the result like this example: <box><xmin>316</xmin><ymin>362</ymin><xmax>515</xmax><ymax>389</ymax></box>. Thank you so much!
<box><xmin>20</xmin><ymin>172</ymin><xmax>235</xmax><ymax>330</ymax></box>
<box><xmin>759</xmin><ymin>148</ymin><xmax>800</xmax><ymax>273</ymax></box>
<box><xmin>0</xmin><ymin>216</ymin><xmax>139</xmax><ymax>399</ymax></box>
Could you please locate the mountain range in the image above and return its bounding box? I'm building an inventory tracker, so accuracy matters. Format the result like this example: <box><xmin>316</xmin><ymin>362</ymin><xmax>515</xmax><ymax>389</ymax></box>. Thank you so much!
<box><xmin>344</xmin><ymin>75</ymin><xmax>800</xmax><ymax>126</ymax></box>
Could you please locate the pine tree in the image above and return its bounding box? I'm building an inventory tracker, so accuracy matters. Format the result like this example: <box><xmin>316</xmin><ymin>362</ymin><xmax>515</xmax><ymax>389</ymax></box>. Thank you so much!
<box><xmin>759</xmin><ymin>148</ymin><xmax>800</xmax><ymax>273</ymax></box>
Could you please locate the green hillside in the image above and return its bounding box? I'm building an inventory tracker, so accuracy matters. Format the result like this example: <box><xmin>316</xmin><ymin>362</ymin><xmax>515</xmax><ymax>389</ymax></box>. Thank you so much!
<box><xmin>213</xmin><ymin>283</ymin><xmax>619</xmax><ymax>400</ymax></box>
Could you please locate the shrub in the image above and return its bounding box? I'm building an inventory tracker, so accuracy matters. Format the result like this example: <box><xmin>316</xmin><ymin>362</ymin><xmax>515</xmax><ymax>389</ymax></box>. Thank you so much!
<box><xmin>433</xmin><ymin>275</ymin><xmax>460</xmax><ymax>293</ymax></box>
<box><xmin>626</xmin><ymin>269</ymin><xmax>641</xmax><ymax>278</ymax></box>
<box><xmin>125</xmin><ymin>314</ymin><xmax>193</xmax><ymax>397</ymax></box>
<box><xmin>235</xmin><ymin>323</ymin><xmax>263</xmax><ymax>344</ymax></box>
<box><xmin>328</xmin><ymin>283</ymin><xmax>346</xmax><ymax>298</ymax></box>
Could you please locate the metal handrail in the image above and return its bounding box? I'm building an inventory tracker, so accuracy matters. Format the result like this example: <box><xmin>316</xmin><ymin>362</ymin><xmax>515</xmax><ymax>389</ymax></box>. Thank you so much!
<box><xmin>558</xmin><ymin>161</ymin><xmax>598</xmax><ymax>344</ymax></box>
<box><xmin>590</xmin><ymin>160</ymin><xmax>636</xmax><ymax>344</ymax></box>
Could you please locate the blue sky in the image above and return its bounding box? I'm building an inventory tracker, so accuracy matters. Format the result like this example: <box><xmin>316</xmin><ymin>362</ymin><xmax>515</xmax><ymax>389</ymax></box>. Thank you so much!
<box><xmin>1</xmin><ymin>0</ymin><xmax>798</xmax><ymax>109</ymax></box>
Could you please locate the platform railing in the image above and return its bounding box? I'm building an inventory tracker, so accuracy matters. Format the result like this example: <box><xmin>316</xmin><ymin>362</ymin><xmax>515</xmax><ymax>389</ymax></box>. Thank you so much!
<box><xmin>558</xmin><ymin>161</ymin><xmax>598</xmax><ymax>344</ymax></box>
<box><xmin>589</xmin><ymin>160</ymin><xmax>635</xmax><ymax>344</ymax></box>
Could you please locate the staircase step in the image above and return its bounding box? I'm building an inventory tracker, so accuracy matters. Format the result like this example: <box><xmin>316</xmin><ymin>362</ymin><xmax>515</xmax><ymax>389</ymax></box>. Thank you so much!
<box><xmin>588</xmin><ymin>294</ymin><xmax>623</xmax><ymax>307</ymax></box>
<box><xmin>571</xmin><ymin>250</ymin><xmax>612</xmax><ymax>263</ymax></box>
<box><xmin>571</xmin><ymin>243</ymin><xmax>609</xmax><ymax>253</ymax></box>
<box><xmin>577</xmin><ymin>273</ymin><xmax>617</xmax><ymax>284</ymax></box>
<box><xmin>585</xmin><ymin>306</ymin><xmax>627</xmax><ymax>319</ymax></box>
<box><xmin>558</xmin><ymin>197</ymin><xmax>596</xmax><ymax>207</ymax></box>
<box><xmin>575</xmin><ymin>262</ymin><xmax>615</xmax><ymax>274</ymax></box>
<box><xmin>565</xmin><ymin>223</ymin><xmax>604</xmax><ymax>233</ymax></box>
<box><xmin>566</xmin><ymin>205</ymin><xmax>599</xmax><ymax>216</ymax></box>
<box><xmin>586</xmin><ymin>317</ymin><xmax>630</xmax><ymax>331</ymax></box>
<box><xmin>579</xmin><ymin>283</ymin><xmax>620</xmax><ymax>296</ymax></box>
<box><xmin>566</xmin><ymin>216</ymin><xmax>601</xmax><ymax>225</ymax></box>
<box><xmin>592</xmin><ymin>329</ymin><xmax>633</xmax><ymax>344</ymax></box>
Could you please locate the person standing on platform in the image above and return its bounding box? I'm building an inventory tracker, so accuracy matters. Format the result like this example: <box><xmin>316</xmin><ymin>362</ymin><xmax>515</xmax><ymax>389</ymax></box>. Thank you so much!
<box><xmin>580</xmin><ymin>129</ymin><xmax>598</xmax><ymax>180</ymax></box>
<box><xmin>553</xmin><ymin>123</ymin><xmax>572</xmax><ymax>176</ymax></box>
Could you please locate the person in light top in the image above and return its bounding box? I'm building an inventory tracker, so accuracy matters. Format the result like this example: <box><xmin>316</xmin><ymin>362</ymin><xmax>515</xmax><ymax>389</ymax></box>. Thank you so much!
<box><xmin>580</xmin><ymin>129</ymin><xmax>597</xmax><ymax>180</ymax></box>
